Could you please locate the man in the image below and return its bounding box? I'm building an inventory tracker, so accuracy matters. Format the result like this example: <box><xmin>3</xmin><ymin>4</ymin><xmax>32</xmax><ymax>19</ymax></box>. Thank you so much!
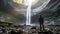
<box><xmin>39</xmin><ymin>15</ymin><xmax>44</xmax><ymax>31</ymax></box>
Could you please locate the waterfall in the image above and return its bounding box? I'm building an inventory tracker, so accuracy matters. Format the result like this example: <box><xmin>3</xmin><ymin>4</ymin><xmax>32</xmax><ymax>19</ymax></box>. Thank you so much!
<box><xmin>25</xmin><ymin>0</ymin><xmax>34</xmax><ymax>25</ymax></box>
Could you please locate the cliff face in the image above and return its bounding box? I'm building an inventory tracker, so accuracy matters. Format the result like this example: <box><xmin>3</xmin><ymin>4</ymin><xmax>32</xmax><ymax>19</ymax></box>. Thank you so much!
<box><xmin>0</xmin><ymin>0</ymin><xmax>60</xmax><ymax>25</ymax></box>
<box><xmin>32</xmin><ymin>0</ymin><xmax>60</xmax><ymax>25</ymax></box>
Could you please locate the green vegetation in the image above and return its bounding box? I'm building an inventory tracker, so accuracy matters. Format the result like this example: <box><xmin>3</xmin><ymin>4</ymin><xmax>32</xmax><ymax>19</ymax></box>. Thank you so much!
<box><xmin>0</xmin><ymin>11</ymin><xmax>17</xmax><ymax>23</ymax></box>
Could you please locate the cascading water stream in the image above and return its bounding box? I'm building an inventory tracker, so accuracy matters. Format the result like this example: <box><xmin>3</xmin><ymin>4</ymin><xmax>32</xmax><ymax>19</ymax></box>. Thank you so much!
<box><xmin>25</xmin><ymin>0</ymin><xmax>34</xmax><ymax>25</ymax></box>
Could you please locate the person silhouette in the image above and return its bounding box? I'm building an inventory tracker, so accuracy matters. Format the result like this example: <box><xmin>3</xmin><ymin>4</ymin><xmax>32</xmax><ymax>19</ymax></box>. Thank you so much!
<box><xmin>39</xmin><ymin>15</ymin><xmax>45</xmax><ymax>31</ymax></box>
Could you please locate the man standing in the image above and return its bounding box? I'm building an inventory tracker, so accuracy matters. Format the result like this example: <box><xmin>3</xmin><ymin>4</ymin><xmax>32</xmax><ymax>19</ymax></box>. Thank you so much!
<box><xmin>39</xmin><ymin>15</ymin><xmax>44</xmax><ymax>31</ymax></box>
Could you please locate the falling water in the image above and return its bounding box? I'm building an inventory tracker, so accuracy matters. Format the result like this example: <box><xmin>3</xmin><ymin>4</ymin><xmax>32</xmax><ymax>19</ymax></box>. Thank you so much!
<box><xmin>25</xmin><ymin>0</ymin><xmax>34</xmax><ymax>25</ymax></box>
